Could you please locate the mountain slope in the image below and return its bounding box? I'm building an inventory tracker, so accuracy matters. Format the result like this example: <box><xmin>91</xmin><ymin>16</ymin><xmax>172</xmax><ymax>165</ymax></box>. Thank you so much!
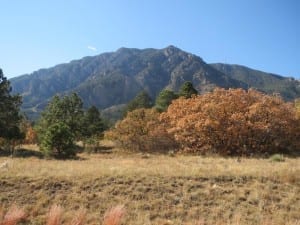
<box><xmin>10</xmin><ymin>46</ymin><xmax>300</xmax><ymax>120</ymax></box>
<box><xmin>210</xmin><ymin>63</ymin><xmax>300</xmax><ymax>100</ymax></box>
<box><xmin>11</xmin><ymin>46</ymin><xmax>243</xmax><ymax>119</ymax></box>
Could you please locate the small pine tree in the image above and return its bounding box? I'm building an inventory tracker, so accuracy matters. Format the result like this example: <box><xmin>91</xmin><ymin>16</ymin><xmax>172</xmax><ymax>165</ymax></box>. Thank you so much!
<box><xmin>124</xmin><ymin>91</ymin><xmax>153</xmax><ymax>116</ymax></box>
<box><xmin>37</xmin><ymin>93</ymin><xmax>84</xmax><ymax>141</ymax></box>
<box><xmin>40</xmin><ymin>122</ymin><xmax>75</xmax><ymax>158</ymax></box>
<box><xmin>178</xmin><ymin>81</ymin><xmax>198</xmax><ymax>98</ymax></box>
<box><xmin>82</xmin><ymin>106</ymin><xmax>105</xmax><ymax>152</ymax></box>
<box><xmin>83</xmin><ymin>106</ymin><xmax>105</xmax><ymax>138</ymax></box>
<box><xmin>155</xmin><ymin>89</ymin><xmax>178</xmax><ymax>112</ymax></box>
<box><xmin>36</xmin><ymin>93</ymin><xmax>85</xmax><ymax>158</ymax></box>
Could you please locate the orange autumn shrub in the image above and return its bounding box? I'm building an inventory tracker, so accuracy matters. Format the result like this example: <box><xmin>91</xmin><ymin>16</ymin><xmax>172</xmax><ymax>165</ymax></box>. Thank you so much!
<box><xmin>295</xmin><ymin>98</ymin><xmax>300</xmax><ymax>118</ymax></box>
<box><xmin>105</xmin><ymin>108</ymin><xmax>177</xmax><ymax>152</ymax></box>
<box><xmin>24</xmin><ymin>126</ymin><xmax>37</xmax><ymax>144</ymax></box>
<box><xmin>161</xmin><ymin>88</ymin><xmax>300</xmax><ymax>156</ymax></box>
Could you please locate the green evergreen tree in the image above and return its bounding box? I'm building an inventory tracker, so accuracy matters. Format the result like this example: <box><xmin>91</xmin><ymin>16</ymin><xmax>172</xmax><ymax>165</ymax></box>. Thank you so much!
<box><xmin>37</xmin><ymin>93</ymin><xmax>84</xmax><ymax>158</ymax></box>
<box><xmin>81</xmin><ymin>106</ymin><xmax>106</xmax><ymax>152</ymax></box>
<box><xmin>0</xmin><ymin>69</ymin><xmax>23</xmax><ymax>142</ymax></box>
<box><xmin>178</xmin><ymin>81</ymin><xmax>198</xmax><ymax>98</ymax></box>
<box><xmin>124</xmin><ymin>90</ymin><xmax>153</xmax><ymax>116</ymax></box>
<box><xmin>40</xmin><ymin>122</ymin><xmax>75</xmax><ymax>158</ymax></box>
<box><xmin>155</xmin><ymin>89</ymin><xmax>178</xmax><ymax>112</ymax></box>
<box><xmin>83</xmin><ymin>106</ymin><xmax>105</xmax><ymax>138</ymax></box>
<box><xmin>37</xmin><ymin>93</ymin><xmax>84</xmax><ymax>140</ymax></box>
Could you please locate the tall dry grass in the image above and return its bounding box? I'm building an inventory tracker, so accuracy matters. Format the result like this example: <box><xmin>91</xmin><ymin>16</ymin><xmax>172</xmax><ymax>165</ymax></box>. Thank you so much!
<box><xmin>44</xmin><ymin>205</ymin><xmax>125</xmax><ymax>225</ymax></box>
<box><xmin>1</xmin><ymin>204</ymin><xmax>299</xmax><ymax>225</ymax></box>
<box><xmin>0</xmin><ymin>205</ymin><xmax>26</xmax><ymax>225</ymax></box>
<box><xmin>103</xmin><ymin>205</ymin><xmax>126</xmax><ymax>225</ymax></box>
<box><xmin>46</xmin><ymin>205</ymin><xmax>63</xmax><ymax>225</ymax></box>
<box><xmin>68</xmin><ymin>209</ymin><xmax>86</xmax><ymax>225</ymax></box>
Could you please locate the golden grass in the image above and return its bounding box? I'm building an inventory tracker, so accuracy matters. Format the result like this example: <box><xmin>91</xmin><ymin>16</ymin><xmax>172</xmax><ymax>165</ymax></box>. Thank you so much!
<box><xmin>0</xmin><ymin>144</ymin><xmax>299</xmax><ymax>225</ymax></box>
<box><xmin>1</xmin><ymin>152</ymin><xmax>299</xmax><ymax>184</ymax></box>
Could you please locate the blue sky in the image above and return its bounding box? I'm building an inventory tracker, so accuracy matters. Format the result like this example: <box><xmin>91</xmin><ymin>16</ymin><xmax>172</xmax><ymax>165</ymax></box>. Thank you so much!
<box><xmin>1</xmin><ymin>0</ymin><xmax>299</xmax><ymax>79</ymax></box>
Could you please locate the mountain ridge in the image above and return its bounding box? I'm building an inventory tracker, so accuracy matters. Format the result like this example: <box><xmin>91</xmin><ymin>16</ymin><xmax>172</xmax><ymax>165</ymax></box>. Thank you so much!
<box><xmin>10</xmin><ymin>46</ymin><xmax>300</xmax><ymax>120</ymax></box>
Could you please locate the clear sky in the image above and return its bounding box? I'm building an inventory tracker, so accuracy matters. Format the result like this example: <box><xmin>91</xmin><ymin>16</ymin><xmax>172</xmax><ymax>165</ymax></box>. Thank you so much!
<box><xmin>1</xmin><ymin>0</ymin><xmax>299</xmax><ymax>79</ymax></box>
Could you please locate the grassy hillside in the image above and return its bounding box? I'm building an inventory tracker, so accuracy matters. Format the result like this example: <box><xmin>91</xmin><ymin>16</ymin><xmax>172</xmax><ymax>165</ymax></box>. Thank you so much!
<box><xmin>0</xmin><ymin>144</ymin><xmax>299</xmax><ymax>225</ymax></box>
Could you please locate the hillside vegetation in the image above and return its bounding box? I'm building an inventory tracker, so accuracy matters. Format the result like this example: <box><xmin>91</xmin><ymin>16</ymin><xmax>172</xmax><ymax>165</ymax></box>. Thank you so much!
<box><xmin>107</xmin><ymin>88</ymin><xmax>300</xmax><ymax>156</ymax></box>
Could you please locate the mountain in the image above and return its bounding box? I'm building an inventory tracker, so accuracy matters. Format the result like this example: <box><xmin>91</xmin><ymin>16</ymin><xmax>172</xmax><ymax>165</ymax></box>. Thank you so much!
<box><xmin>10</xmin><ymin>46</ymin><xmax>300</xmax><ymax>120</ymax></box>
<box><xmin>210</xmin><ymin>63</ymin><xmax>300</xmax><ymax>100</ymax></box>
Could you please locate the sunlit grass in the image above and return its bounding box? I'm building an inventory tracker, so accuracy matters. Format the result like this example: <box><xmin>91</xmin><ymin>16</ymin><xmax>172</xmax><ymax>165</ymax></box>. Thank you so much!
<box><xmin>1</xmin><ymin>150</ymin><xmax>299</xmax><ymax>183</ymax></box>
<box><xmin>0</xmin><ymin>144</ymin><xmax>299</xmax><ymax>224</ymax></box>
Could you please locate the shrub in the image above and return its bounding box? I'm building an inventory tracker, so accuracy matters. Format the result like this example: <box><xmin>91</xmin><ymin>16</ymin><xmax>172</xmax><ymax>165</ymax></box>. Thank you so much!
<box><xmin>269</xmin><ymin>154</ymin><xmax>285</xmax><ymax>162</ymax></box>
<box><xmin>295</xmin><ymin>98</ymin><xmax>300</xmax><ymax>118</ymax></box>
<box><xmin>161</xmin><ymin>88</ymin><xmax>300</xmax><ymax>156</ymax></box>
<box><xmin>105</xmin><ymin>108</ymin><xmax>177</xmax><ymax>152</ymax></box>
<box><xmin>40</xmin><ymin>122</ymin><xmax>76</xmax><ymax>158</ymax></box>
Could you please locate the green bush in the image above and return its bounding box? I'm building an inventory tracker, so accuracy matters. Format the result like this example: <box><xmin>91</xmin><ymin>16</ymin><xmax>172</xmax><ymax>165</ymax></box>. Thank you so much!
<box><xmin>40</xmin><ymin>122</ymin><xmax>76</xmax><ymax>158</ymax></box>
<box><xmin>269</xmin><ymin>154</ymin><xmax>285</xmax><ymax>162</ymax></box>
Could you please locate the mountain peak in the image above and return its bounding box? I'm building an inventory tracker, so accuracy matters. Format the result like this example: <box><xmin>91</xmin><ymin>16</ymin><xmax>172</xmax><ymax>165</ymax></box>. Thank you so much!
<box><xmin>163</xmin><ymin>45</ymin><xmax>185</xmax><ymax>58</ymax></box>
<box><xmin>165</xmin><ymin>45</ymin><xmax>180</xmax><ymax>50</ymax></box>
<box><xmin>10</xmin><ymin>46</ymin><xmax>300</xmax><ymax>121</ymax></box>
<box><xmin>116</xmin><ymin>47</ymin><xmax>139</xmax><ymax>53</ymax></box>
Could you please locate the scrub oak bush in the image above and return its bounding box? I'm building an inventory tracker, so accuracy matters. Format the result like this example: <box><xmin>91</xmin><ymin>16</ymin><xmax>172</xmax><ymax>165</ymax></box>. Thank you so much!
<box><xmin>105</xmin><ymin>108</ymin><xmax>177</xmax><ymax>152</ymax></box>
<box><xmin>160</xmin><ymin>88</ymin><xmax>300</xmax><ymax>156</ymax></box>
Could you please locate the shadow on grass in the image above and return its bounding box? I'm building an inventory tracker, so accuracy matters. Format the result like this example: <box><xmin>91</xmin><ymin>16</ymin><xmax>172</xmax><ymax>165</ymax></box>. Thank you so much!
<box><xmin>0</xmin><ymin>148</ymin><xmax>44</xmax><ymax>159</ymax></box>
<box><xmin>0</xmin><ymin>144</ymin><xmax>115</xmax><ymax>160</ymax></box>
<box><xmin>84</xmin><ymin>145</ymin><xmax>114</xmax><ymax>154</ymax></box>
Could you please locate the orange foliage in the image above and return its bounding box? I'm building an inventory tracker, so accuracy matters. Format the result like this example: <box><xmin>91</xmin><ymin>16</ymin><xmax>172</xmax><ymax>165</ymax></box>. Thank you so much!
<box><xmin>161</xmin><ymin>88</ymin><xmax>300</xmax><ymax>156</ymax></box>
<box><xmin>105</xmin><ymin>108</ymin><xmax>177</xmax><ymax>152</ymax></box>
<box><xmin>24</xmin><ymin>126</ymin><xmax>37</xmax><ymax>144</ymax></box>
<box><xmin>295</xmin><ymin>98</ymin><xmax>300</xmax><ymax>118</ymax></box>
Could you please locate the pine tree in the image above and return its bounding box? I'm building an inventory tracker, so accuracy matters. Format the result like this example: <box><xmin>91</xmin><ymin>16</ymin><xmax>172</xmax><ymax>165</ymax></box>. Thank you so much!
<box><xmin>0</xmin><ymin>69</ymin><xmax>23</xmax><ymax>141</ymax></box>
<box><xmin>155</xmin><ymin>89</ymin><xmax>178</xmax><ymax>112</ymax></box>
<box><xmin>124</xmin><ymin>90</ymin><xmax>153</xmax><ymax>116</ymax></box>
<box><xmin>83</xmin><ymin>106</ymin><xmax>105</xmax><ymax>138</ymax></box>
<box><xmin>37</xmin><ymin>93</ymin><xmax>84</xmax><ymax>140</ymax></box>
<box><xmin>178</xmin><ymin>81</ymin><xmax>198</xmax><ymax>98</ymax></box>
<box><xmin>40</xmin><ymin>122</ymin><xmax>75</xmax><ymax>158</ymax></box>
<box><xmin>36</xmin><ymin>93</ymin><xmax>84</xmax><ymax>158</ymax></box>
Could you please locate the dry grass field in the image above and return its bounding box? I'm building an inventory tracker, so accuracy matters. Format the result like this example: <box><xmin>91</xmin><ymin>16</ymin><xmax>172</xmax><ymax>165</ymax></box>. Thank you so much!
<box><xmin>0</xmin><ymin>143</ymin><xmax>299</xmax><ymax>225</ymax></box>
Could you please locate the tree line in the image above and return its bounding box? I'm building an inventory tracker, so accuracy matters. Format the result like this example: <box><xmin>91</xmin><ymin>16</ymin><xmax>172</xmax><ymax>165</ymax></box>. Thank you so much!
<box><xmin>1</xmin><ymin>67</ymin><xmax>300</xmax><ymax>158</ymax></box>
<box><xmin>0</xmin><ymin>69</ymin><xmax>105</xmax><ymax>158</ymax></box>
<box><xmin>108</xmin><ymin>87</ymin><xmax>300</xmax><ymax>156</ymax></box>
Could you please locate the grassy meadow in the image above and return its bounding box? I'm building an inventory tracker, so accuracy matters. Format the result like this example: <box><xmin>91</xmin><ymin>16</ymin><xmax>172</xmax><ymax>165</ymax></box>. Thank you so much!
<box><xmin>0</xmin><ymin>142</ymin><xmax>299</xmax><ymax>225</ymax></box>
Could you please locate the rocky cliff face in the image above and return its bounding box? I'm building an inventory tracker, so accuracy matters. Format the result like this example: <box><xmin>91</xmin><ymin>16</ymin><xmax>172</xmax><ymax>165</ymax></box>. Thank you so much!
<box><xmin>10</xmin><ymin>46</ymin><xmax>300</xmax><ymax>120</ymax></box>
